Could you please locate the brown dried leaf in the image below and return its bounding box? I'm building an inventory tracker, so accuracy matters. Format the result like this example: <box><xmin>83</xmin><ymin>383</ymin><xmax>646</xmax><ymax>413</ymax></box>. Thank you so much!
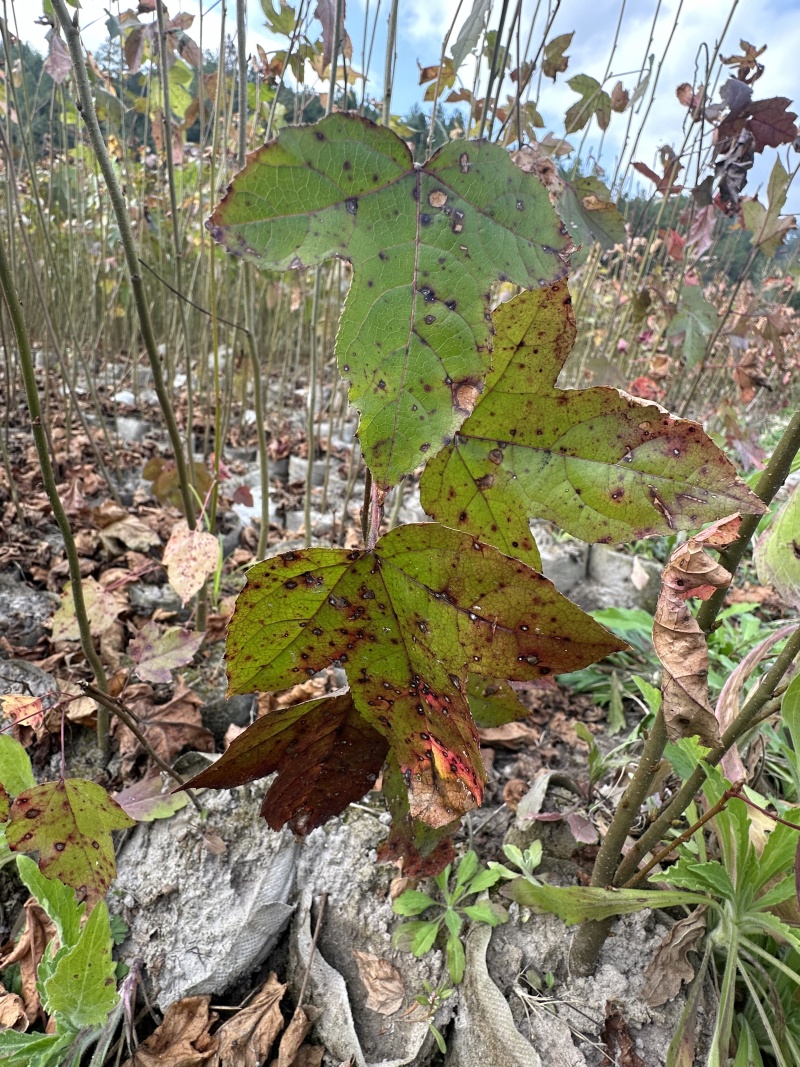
<box><xmin>352</xmin><ymin>951</ymin><xmax>405</xmax><ymax>1015</ymax></box>
<box><xmin>122</xmin><ymin>996</ymin><xmax>218</xmax><ymax>1067</ymax></box>
<box><xmin>0</xmin><ymin>900</ymin><xmax>55</xmax><ymax>1023</ymax></box>
<box><xmin>0</xmin><ymin>982</ymin><xmax>27</xmax><ymax>1031</ymax></box>
<box><xmin>600</xmin><ymin>1001</ymin><xmax>645</xmax><ymax>1067</ymax></box>
<box><xmin>116</xmin><ymin>678</ymin><xmax>214</xmax><ymax>769</ymax></box>
<box><xmin>653</xmin><ymin>516</ymin><xmax>743</xmax><ymax>745</ymax></box>
<box><xmin>213</xmin><ymin>974</ymin><xmax>286</xmax><ymax>1067</ymax></box>
<box><xmin>273</xmin><ymin>1006</ymin><xmax>315</xmax><ymax>1067</ymax></box>
<box><xmin>642</xmin><ymin>908</ymin><xmax>706</xmax><ymax>1007</ymax></box>
<box><xmin>477</xmin><ymin>722</ymin><xmax>540</xmax><ymax>750</ymax></box>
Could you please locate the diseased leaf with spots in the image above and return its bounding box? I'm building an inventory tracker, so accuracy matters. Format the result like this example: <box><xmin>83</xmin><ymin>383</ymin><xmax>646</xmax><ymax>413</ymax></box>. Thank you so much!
<box><xmin>6</xmin><ymin>779</ymin><xmax>135</xmax><ymax>908</ymax></box>
<box><xmin>557</xmin><ymin>176</ymin><xmax>627</xmax><ymax>261</ymax></box>
<box><xmin>184</xmin><ymin>688</ymin><xmax>389</xmax><ymax>834</ymax></box>
<box><xmin>207</xmin><ymin>113</ymin><xmax>569</xmax><ymax>487</ymax></box>
<box><xmin>129</xmin><ymin>621</ymin><xmax>204</xmax><ymax>684</ymax></box>
<box><xmin>225</xmin><ymin>523</ymin><xmax>622</xmax><ymax>828</ymax></box>
<box><xmin>420</xmin><ymin>285</ymin><xmax>763</xmax><ymax>558</ymax></box>
<box><xmin>755</xmin><ymin>483</ymin><xmax>800</xmax><ymax>609</ymax></box>
<box><xmin>467</xmin><ymin>677</ymin><xmax>529</xmax><ymax>728</ymax></box>
<box><xmin>163</xmin><ymin>521</ymin><xmax>220</xmax><ymax>604</ymax></box>
<box><xmin>51</xmin><ymin>576</ymin><xmax>127</xmax><ymax>642</ymax></box>
<box><xmin>377</xmin><ymin>757</ymin><xmax>459</xmax><ymax>876</ymax></box>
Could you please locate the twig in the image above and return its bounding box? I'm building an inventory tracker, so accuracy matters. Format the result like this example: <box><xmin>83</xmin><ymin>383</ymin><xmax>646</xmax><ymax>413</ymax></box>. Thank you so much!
<box><xmin>296</xmin><ymin>892</ymin><xmax>328</xmax><ymax>1010</ymax></box>
<box><xmin>81</xmin><ymin>682</ymin><xmax>203</xmax><ymax>813</ymax></box>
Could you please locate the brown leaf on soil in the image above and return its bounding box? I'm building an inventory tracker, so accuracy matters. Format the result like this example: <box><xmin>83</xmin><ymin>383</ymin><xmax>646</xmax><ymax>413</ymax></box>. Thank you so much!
<box><xmin>0</xmin><ymin>900</ymin><xmax>55</xmax><ymax>1023</ymax></box>
<box><xmin>600</xmin><ymin>1001</ymin><xmax>645</xmax><ymax>1067</ymax></box>
<box><xmin>502</xmin><ymin>778</ymin><xmax>530</xmax><ymax>812</ymax></box>
<box><xmin>0</xmin><ymin>982</ymin><xmax>27</xmax><ymax>1031</ymax></box>
<box><xmin>291</xmin><ymin>1048</ymin><xmax>324</xmax><ymax>1067</ymax></box>
<box><xmin>212</xmin><ymin>974</ymin><xmax>286</xmax><ymax>1067</ymax></box>
<box><xmin>163</xmin><ymin>521</ymin><xmax>220</xmax><ymax>604</ymax></box>
<box><xmin>477</xmin><ymin>722</ymin><xmax>540</xmax><ymax>750</ymax></box>
<box><xmin>642</xmin><ymin>908</ymin><xmax>707</xmax><ymax>1007</ymax></box>
<box><xmin>116</xmin><ymin>678</ymin><xmax>214</xmax><ymax>771</ymax></box>
<box><xmin>352</xmin><ymin>951</ymin><xmax>405</xmax><ymax>1015</ymax></box>
<box><xmin>653</xmin><ymin>516</ymin><xmax>744</xmax><ymax>746</ymax></box>
<box><xmin>122</xmin><ymin>995</ymin><xmax>218</xmax><ymax>1067</ymax></box>
<box><xmin>272</xmin><ymin>1006</ymin><xmax>319</xmax><ymax>1067</ymax></box>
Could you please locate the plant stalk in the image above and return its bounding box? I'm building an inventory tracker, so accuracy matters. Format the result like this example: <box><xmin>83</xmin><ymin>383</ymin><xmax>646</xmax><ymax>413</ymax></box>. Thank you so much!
<box><xmin>0</xmin><ymin>231</ymin><xmax>109</xmax><ymax>752</ymax></box>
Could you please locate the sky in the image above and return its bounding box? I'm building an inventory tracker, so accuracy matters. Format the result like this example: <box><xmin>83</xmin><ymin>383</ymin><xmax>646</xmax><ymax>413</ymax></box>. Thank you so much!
<box><xmin>12</xmin><ymin>0</ymin><xmax>800</xmax><ymax>207</ymax></box>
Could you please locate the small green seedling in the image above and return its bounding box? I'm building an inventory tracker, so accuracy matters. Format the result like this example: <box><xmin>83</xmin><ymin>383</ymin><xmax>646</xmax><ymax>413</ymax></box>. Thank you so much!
<box><xmin>392</xmin><ymin>850</ymin><xmax>507</xmax><ymax>984</ymax></box>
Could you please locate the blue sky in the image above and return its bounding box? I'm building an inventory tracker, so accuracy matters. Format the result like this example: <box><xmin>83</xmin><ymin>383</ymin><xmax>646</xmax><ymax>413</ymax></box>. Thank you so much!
<box><xmin>15</xmin><ymin>0</ymin><xmax>800</xmax><ymax>206</ymax></box>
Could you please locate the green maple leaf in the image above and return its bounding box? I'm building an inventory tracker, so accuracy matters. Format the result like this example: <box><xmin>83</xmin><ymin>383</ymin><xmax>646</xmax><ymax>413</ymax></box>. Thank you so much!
<box><xmin>557</xmin><ymin>175</ymin><xmax>627</xmax><ymax>263</ymax></box>
<box><xmin>6</xmin><ymin>779</ymin><xmax>135</xmax><ymax>908</ymax></box>
<box><xmin>224</xmin><ymin>523</ymin><xmax>623</xmax><ymax>827</ymax></box>
<box><xmin>565</xmin><ymin>74</ymin><xmax>612</xmax><ymax>133</ymax></box>
<box><xmin>666</xmin><ymin>284</ymin><xmax>718</xmax><ymax>366</ymax></box>
<box><xmin>185</xmin><ymin>688</ymin><xmax>389</xmax><ymax>833</ymax></box>
<box><xmin>207</xmin><ymin>113</ymin><xmax>569</xmax><ymax>488</ymax></box>
<box><xmin>420</xmin><ymin>283</ymin><xmax>763</xmax><ymax>562</ymax></box>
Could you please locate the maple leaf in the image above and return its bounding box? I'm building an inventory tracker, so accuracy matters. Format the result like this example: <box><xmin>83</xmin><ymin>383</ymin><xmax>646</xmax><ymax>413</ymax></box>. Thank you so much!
<box><xmin>185</xmin><ymin>688</ymin><xmax>389</xmax><ymax>834</ymax></box>
<box><xmin>565</xmin><ymin>74</ymin><xmax>611</xmax><ymax>133</ymax></box>
<box><xmin>207</xmin><ymin>112</ymin><xmax>569</xmax><ymax>488</ymax></box>
<box><xmin>542</xmin><ymin>32</ymin><xmax>574</xmax><ymax>81</ymax></box>
<box><xmin>632</xmin><ymin>159</ymin><xmax>683</xmax><ymax>196</ymax></box>
<box><xmin>420</xmin><ymin>284</ymin><xmax>764</xmax><ymax>564</ymax></box>
<box><xmin>6</xmin><ymin>778</ymin><xmax>135</xmax><ymax>907</ymax></box>
<box><xmin>741</xmin><ymin>157</ymin><xmax>797</xmax><ymax>258</ymax></box>
<box><xmin>224</xmin><ymin>523</ymin><xmax>622</xmax><ymax>828</ymax></box>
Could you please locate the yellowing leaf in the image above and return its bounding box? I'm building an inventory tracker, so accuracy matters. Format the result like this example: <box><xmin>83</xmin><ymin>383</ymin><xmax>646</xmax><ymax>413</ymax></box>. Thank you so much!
<box><xmin>6</xmin><ymin>779</ymin><xmax>135</xmax><ymax>908</ymax></box>
<box><xmin>51</xmin><ymin>577</ymin><xmax>127</xmax><ymax>642</ymax></box>
<box><xmin>164</xmin><ymin>522</ymin><xmax>220</xmax><ymax>604</ymax></box>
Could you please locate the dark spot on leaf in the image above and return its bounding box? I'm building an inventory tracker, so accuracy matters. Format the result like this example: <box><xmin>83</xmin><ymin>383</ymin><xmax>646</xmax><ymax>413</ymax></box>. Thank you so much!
<box><xmin>420</xmin><ymin>443</ymin><xmax>430</xmax><ymax>453</ymax></box>
<box><xmin>345</xmin><ymin>198</ymin><xmax>358</xmax><ymax>216</ymax></box>
<box><xmin>55</xmin><ymin>842</ymin><xmax>66</xmax><ymax>852</ymax></box>
<box><xmin>424</xmin><ymin>314</ymin><xmax>435</xmax><ymax>325</ymax></box>
<box><xmin>343</xmin><ymin>160</ymin><xmax>351</xmax><ymax>170</ymax></box>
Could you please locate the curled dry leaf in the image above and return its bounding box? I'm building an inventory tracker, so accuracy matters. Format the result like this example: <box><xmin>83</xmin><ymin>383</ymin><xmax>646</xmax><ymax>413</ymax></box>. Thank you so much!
<box><xmin>653</xmin><ymin>515</ymin><xmax>746</xmax><ymax>746</ymax></box>
<box><xmin>642</xmin><ymin>908</ymin><xmax>706</xmax><ymax>1007</ymax></box>
<box><xmin>0</xmin><ymin>900</ymin><xmax>54</xmax><ymax>1023</ymax></box>
<box><xmin>0</xmin><ymin>982</ymin><xmax>27</xmax><ymax>1031</ymax></box>
<box><xmin>122</xmin><ymin>995</ymin><xmax>218</xmax><ymax>1067</ymax></box>
<box><xmin>352</xmin><ymin>951</ymin><xmax>405</xmax><ymax>1015</ymax></box>
<box><xmin>600</xmin><ymin>1001</ymin><xmax>645</xmax><ymax>1067</ymax></box>
<box><xmin>477</xmin><ymin>722</ymin><xmax>540</xmax><ymax>750</ymax></box>
<box><xmin>164</xmin><ymin>521</ymin><xmax>220</xmax><ymax>604</ymax></box>
<box><xmin>212</xmin><ymin>974</ymin><xmax>286</xmax><ymax>1067</ymax></box>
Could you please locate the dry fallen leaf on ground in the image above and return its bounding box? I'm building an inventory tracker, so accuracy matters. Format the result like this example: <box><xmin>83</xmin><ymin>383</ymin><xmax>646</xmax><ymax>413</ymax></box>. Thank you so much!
<box><xmin>212</xmin><ymin>974</ymin><xmax>286</xmax><ymax>1067</ymax></box>
<box><xmin>115</xmin><ymin>678</ymin><xmax>215</xmax><ymax>771</ymax></box>
<box><xmin>122</xmin><ymin>994</ymin><xmax>218</xmax><ymax>1067</ymax></box>
<box><xmin>653</xmin><ymin>515</ymin><xmax>742</xmax><ymax>746</ymax></box>
<box><xmin>0</xmin><ymin>982</ymin><xmax>27</xmax><ymax>1031</ymax></box>
<box><xmin>272</xmin><ymin>1005</ymin><xmax>319</xmax><ymax>1067</ymax></box>
<box><xmin>642</xmin><ymin>908</ymin><xmax>707</xmax><ymax>1007</ymax></box>
<box><xmin>0</xmin><ymin>900</ymin><xmax>55</xmax><ymax>1023</ymax></box>
<box><xmin>477</xmin><ymin>722</ymin><xmax>540</xmax><ymax>751</ymax></box>
<box><xmin>352</xmin><ymin>951</ymin><xmax>405</xmax><ymax>1015</ymax></box>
